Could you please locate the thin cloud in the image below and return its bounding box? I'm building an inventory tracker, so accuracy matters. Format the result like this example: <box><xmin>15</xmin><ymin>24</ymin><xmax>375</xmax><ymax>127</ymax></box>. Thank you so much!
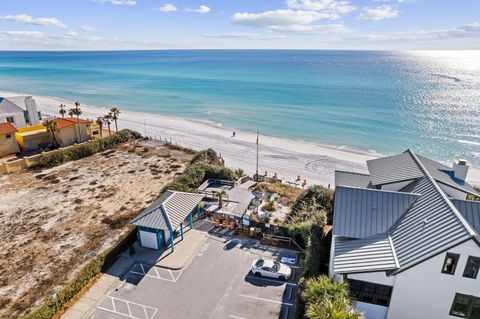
<box><xmin>91</xmin><ymin>0</ymin><xmax>136</xmax><ymax>6</ymax></box>
<box><xmin>194</xmin><ymin>5</ymin><xmax>211</xmax><ymax>14</ymax></box>
<box><xmin>2</xmin><ymin>30</ymin><xmax>44</xmax><ymax>38</ymax></box>
<box><xmin>358</xmin><ymin>5</ymin><xmax>399</xmax><ymax>21</ymax></box>
<box><xmin>158</xmin><ymin>4</ymin><xmax>178</xmax><ymax>12</ymax></box>
<box><xmin>204</xmin><ymin>32</ymin><xmax>287</xmax><ymax>40</ymax></box>
<box><xmin>0</xmin><ymin>14</ymin><xmax>67</xmax><ymax>28</ymax></box>
<box><xmin>81</xmin><ymin>25</ymin><xmax>96</xmax><ymax>32</ymax></box>
<box><xmin>286</xmin><ymin>0</ymin><xmax>356</xmax><ymax>14</ymax></box>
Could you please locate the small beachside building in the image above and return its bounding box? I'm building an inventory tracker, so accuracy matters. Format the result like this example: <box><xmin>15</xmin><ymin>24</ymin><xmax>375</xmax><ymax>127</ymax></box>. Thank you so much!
<box><xmin>131</xmin><ymin>190</ymin><xmax>204</xmax><ymax>252</ymax></box>
<box><xmin>52</xmin><ymin>117</ymin><xmax>93</xmax><ymax>146</ymax></box>
<box><xmin>0</xmin><ymin>96</ymin><xmax>41</xmax><ymax>128</ymax></box>
<box><xmin>0</xmin><ymin>122</ymin><xmax>20</xmax><ymax>157</ymax></box>
<box><xmin>330</xmin><ymin>149</ymin><xmax>480</xmax><ymax>319</ymax></box>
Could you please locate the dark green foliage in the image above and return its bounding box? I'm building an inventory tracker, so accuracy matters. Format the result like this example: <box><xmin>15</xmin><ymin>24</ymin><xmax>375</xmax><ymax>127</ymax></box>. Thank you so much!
<box><xmin>291</xmin><ymin>185</ymin><xmax>334</xmax><ymax>219</ymax></box>
<box><xmin>37</xmin><ymin>129</ymin><xmax>141</xmax><ymax>168</ymax></box>
<box><xmin>191</xmin><ymin>148</ymin><xmax>223</xmax><ymax>166</ymax></box>
<box><xmin>162</xmin><ymin>149</ymin><xmax>237</xmax><ymax>194</ymax></box>
<box><xmin>23</xmin><ymin>230</ymin><xmax>137</xmax><ymax>319</ymax></box>
<box><xmin>467</xmin><ymin>186</ymin><xmax>480</xmax><ymax>201</ymax></box>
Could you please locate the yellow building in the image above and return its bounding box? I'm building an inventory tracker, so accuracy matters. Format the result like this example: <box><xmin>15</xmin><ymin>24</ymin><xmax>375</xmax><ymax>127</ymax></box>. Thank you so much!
<box><xmin>15</xmin><ymin>117</ymin><xmax>96</xmax><ymax>151</ymax></box>
<box><xmin>0</xmin><ymin>122</ymin><xmax>20</xmax><ymax>157</ymax></box>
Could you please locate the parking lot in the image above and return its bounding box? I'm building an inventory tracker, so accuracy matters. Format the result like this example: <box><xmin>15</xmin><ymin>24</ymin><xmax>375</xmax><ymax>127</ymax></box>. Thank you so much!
<box><xmin>92</xmin><ymin>235</ymin><xmax>300</xmax><ymax>319</ymax></box>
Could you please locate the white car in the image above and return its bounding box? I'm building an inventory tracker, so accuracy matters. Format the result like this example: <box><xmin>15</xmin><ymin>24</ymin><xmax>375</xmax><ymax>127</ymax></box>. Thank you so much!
<box><xmin>251</xmin><ymin>259</ymin><xmax>292</xmax><ymax>280</ymax></box>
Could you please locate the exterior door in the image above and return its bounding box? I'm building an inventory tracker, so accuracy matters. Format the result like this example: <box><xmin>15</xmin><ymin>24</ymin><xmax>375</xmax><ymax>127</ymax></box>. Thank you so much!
<box><xmin>139</xmin><ymin>230</ymin><xmax>158</xmax><ymax>250</ymax></box>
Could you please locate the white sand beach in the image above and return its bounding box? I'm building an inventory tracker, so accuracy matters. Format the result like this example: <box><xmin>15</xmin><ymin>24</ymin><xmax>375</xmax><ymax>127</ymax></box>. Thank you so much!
<box><xmin>2</xmin><ymin>90</ymin><xmax>480</xmax><ymax>187</ymax></box>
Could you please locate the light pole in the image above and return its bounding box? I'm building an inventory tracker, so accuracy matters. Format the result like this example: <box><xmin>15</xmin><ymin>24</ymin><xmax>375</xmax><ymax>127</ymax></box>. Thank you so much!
<box><xmin>51</xmin><ymin>290</ymin><xmax>59</xmax><ymax>312</ymax></box>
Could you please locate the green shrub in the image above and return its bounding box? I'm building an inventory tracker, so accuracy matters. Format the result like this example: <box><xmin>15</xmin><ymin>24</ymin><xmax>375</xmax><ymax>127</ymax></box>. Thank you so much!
<box><xmin>37</xmin><ymin>129</ymin><xmax>141</xmax><ymax>168</ymax></box>
<box><xmin>191</xmin><ymin>148</ymin><xmax>223</xmax><ymax>166</ymax></box>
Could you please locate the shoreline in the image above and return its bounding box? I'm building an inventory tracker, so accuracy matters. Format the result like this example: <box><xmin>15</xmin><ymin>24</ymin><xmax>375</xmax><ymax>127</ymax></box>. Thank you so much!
<box><xmin>2</xmin><ymin>90</ymin><xmax>480</xmax><ymax>186</ymax></box>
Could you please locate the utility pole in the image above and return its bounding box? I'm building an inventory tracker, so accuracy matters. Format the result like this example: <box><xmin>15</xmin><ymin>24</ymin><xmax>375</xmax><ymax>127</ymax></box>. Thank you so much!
<box><xmin>256</xmin><ymin>130</ymin><xmax>259</xmax><ymax>179</ymax></box>
<box><xmin>143</xmin><ymin>119</ymin><xmax>147</xmax><ymax>137</ymax></box>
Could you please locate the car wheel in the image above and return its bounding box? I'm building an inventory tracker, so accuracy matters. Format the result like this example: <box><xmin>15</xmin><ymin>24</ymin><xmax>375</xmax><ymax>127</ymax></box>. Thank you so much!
<box><xmin>279</xmin><ymin>275</ymin><xmax>286</xmax><ymax>281</ymax></box>
<box><xmin>255</xmin><ymin>272</ymin><xmax>262</xmax><ymax>277</ymax></box>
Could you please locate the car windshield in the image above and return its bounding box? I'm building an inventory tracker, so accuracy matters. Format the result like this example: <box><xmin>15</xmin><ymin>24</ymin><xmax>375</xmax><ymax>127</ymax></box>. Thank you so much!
<box><xmin>272</xmin><ymin>262</ymin><xmax>280</xmax><ymax>272</ymax></box>
<box><xmin>255</xmin><ymin>259</ymin><xmax>264</xmax><ymax>267</ymax></box>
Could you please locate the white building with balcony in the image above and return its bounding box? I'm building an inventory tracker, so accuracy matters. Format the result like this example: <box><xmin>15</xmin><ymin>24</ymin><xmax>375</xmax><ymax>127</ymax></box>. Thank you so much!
<box><xmin>0</xmin><ymin>96</ymin><xmax>42</xmax><ymax>128</ymax></box>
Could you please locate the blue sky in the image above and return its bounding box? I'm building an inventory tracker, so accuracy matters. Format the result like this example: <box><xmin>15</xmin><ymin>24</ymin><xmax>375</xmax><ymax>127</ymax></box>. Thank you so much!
<box><xmin>0</xmin><ymin>0</ymin><xmax>479</xmax><ymax>50</ymax></box>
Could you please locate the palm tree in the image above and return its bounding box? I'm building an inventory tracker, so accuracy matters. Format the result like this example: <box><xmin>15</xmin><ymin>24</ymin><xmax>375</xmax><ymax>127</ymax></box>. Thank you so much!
<box><xmin>68</xmin><ymin>109</ymin><xmax>74</xmax><ymax>117</ymax></box>
<box><xmin>58</xmin><ymin>103</ymin><xmax>66</xmax><ymax>118</ymax></box>
<box><xmin>69</xmin><ymin>102</ymin><xmax>83</xmax><ymax>142</ymax></box>
<box><xmin>43</xmin><ymin>119</ymin><xmax>59</xmax><ymax>147</ymax></box>
<box><xmin>301</xmin><ymin>276</ymin><xmax>362</xmax><ymax>319</ymax></box>
<box><xmin>103</xmin><ymin>113</ymin><xmax>112</xmax><ymax>136</ymax></box>
<box><xmin>215</xmin><ymin>190</ymin><xmax>229</xmax><ymax>209</ymax></box>
<box><xmin>95</xmin><ymin>117</ymin><xmax>104</xmax><ymax>138</ymax></box>
<box><xmin>110</xmin><ymin>107</ymin><xmax>121</xmax><ymax>132</ymax></box>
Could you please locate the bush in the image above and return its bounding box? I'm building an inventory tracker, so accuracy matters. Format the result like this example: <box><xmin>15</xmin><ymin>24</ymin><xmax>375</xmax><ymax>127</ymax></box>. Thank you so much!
<box><xmin>162</xmin><ymin>149</ymin><xmax>237</xmax><ymax>194</ymax></box>
<box><xmin>300</xmin><ymin>276</ymin><xmax>362</xmax><ymax>319</ymax></box>
<box><xmin>37</xmin><ymin>129</ymin><xmax>142</xmax><ymax>168</ymax></box>
<box><xmin>23</xmin><ymin>229</ymin><xmax>137</xmax><ymax>319</ymax></box>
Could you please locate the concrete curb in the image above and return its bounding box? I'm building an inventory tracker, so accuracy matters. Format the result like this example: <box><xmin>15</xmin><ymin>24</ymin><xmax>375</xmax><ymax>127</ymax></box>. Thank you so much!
<box><xmin>155</xmin><ymin>232</ymin><xmax>207</xmax><ymax>270</ymax></box>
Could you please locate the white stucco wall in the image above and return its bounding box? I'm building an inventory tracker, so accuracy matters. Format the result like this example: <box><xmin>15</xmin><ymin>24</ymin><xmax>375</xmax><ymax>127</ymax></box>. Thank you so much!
<box><xmin>438</xmin><ymin>182</ymin><xmax>468</xmax><ymax>200</ymax></box>
<box><xmin>0</xmin><ymin>112</ymin><xmax>27</xmax><ymax>128</ymax></box>
<box><xmin>387</xmin><ymin>240</ymin><xmax>480</xmax><ymax>319</ymax></box>
<box><xmin>354</xmin><ymin>301</ymin><xmax>389</xmax><ymax>319</ymax></box>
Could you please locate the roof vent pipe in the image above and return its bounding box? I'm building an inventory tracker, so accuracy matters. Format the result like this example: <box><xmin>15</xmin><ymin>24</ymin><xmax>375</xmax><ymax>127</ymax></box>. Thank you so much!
<box><xmin>453</xmin><ymin>160</ymin><xmax>469</xmax><ymax>181</ymax></box>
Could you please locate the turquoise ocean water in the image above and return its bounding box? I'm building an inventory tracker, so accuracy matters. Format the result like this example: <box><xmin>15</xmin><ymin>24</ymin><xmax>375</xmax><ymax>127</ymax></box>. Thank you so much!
<box><xmin>0</xmin><ymin>50</ymin><xmax>479</xmax><ymax>166</ymax></box>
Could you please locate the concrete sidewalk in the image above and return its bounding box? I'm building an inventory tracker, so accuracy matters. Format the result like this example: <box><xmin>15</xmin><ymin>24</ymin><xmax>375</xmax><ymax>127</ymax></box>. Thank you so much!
<box><xmin>61</xmin><ymin>275</ymin><xmax>120</xmax><ymax>319</ymax></box>
<box><xmin>134</xmin><ymin>229</ymin><xmax>207</xmax><ymax>269</ymax></box>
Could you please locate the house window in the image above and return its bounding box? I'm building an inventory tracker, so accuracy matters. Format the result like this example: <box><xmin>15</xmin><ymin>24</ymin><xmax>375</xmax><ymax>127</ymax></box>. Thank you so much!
<box><xmin>347</xmin><ymin>279</ymin><xmax>393</xmax><ymax>307</ymax></box>
<box><xmin>450</xmin><ymin>293</ymin><xmax>480</xmax><ymax>318</ymax></box>
<box><xmin>5</xmin><ymin>133</ymin><xmax>11</xmax><ymax>139</ymax></box>
<box><xmin>463</xmin><ymin>256</ymin><xmax>480</xmax><ymax>279</ymax></box>
<box><xmin>6</xmin><ymin>116</ymin><xmax>14</xmax><ymax>123</ymax></box>
<box><xmin>442</xmin><ymin>253</ymin><xmax>460</xmax><ymax>275</ymax></box>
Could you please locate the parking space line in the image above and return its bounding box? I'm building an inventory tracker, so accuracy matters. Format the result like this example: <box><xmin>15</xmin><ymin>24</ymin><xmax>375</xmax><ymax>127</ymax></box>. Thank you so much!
<box><xmin>245</xmin><ymin>275</ymin><xmax>297</xmax><ymax>286</ymax></box>
<box><xmin>229</xmin><ymin>315</ymin><xmax>252</xmax><ymax>319</ymax></box>
<box><xmin>237</xmin><ymin>294</ymin><xmax>293</xmax><ymax>307</ymax></box>
<box><xmin>129</xmin><ymin>262</ymin><xmax>184</xmax><ymax>283</ymax></box>
<box><xmin>97</xmin><ymin>296</ymin><xmax>158</xmax><ymax>319</ymax></box>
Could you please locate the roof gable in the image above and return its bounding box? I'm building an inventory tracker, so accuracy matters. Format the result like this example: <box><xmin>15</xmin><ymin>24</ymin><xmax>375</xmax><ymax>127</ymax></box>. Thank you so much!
<box><xmin>131</xmin><ymin>191</ymin><xmax>204</xmax><ymax>231</ymax></box>
<box><xmin>0</xmin><ymin>98</ymin><xmax>24</xmax><ymax>113</ymax></box>
<box><xmin>367</xmin><ymin>151</ymin><xmax>424</xmax><ymax>186</ymax></box>
<box><xmin>0</xmin><ymin>122</ymin><xmax>17</xmax><ymax>134</ymax></box>
<box><xmin>333</xmin><ymin>186</ymin><xmax>420</xmax><ymax>239</ymax></box>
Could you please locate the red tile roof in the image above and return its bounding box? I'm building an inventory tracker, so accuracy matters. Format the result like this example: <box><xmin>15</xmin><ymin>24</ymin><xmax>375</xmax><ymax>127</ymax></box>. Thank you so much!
<box><xmin>0</xmin><ymin>122</ymin><xmax>17</xmax><ymax>135</ymax></box>
<box><xmin>52</xmin><ymin>118</ymin><xmax>92</xmax><ymax>129</ymax></box>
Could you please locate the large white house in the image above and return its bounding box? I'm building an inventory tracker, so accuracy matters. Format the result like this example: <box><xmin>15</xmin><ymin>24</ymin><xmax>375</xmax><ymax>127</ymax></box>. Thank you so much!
<box><xmin>0</xmin><ymin>96</ymin><xmax>42</xmax><ymax>128</ymax></box>
<box><xmin>330</xmin><ymin>149</ymin><xmax>480</xmax><ymax>319</ymax></box>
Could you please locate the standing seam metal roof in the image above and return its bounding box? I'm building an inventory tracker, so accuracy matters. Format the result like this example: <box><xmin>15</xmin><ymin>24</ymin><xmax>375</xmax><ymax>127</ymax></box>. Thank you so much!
<box><xmin>335</xmin><ymin>170</ymin><xmax>373</xmax><ymax>189</ymax></box>
<box><xmin>333</xmin><ymin>186</ymin><xmax>420</xmax><ymax>239</ymax></box>
<box><xmin>452</xmin><ymin>199</ymin><xmax>480</xmax><ymax>235</ymax></box>
<box><xmin>131</xmin><ymin>191</ymin><xmax>204</xmax><ymax>231</ymax></box>
<box><xmin>366</xmin><ymin>151</ymin><xmax>424</xmax><ymax>186</ymax></box>
<box><xmin>333</xmin><ymin>235</ymin><xmax>399</xmax><ymax>274</ymax></box>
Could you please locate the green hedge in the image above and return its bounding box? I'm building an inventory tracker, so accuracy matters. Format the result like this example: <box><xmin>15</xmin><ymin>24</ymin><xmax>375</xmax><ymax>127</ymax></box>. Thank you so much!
<box><xmin>37</xmin><ymin>129</ymin><xmax>142</xmax><ymax>168</ymax></box>
<box><xmin>162</xmin><ymin>149</ymin><xmax>238</xmax><ymax>193</ymax></box>
<box><xmin>23</xmin><ymin>229</ymin><xmax>137</xmax><ymax>319</ymax></box>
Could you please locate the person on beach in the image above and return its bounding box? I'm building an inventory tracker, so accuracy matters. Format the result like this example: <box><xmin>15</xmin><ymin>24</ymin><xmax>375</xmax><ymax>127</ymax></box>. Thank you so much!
<box><xmin>232</xmin><ymin>130</ymin><xmax>236</xmax><ymax>138</ymax></box>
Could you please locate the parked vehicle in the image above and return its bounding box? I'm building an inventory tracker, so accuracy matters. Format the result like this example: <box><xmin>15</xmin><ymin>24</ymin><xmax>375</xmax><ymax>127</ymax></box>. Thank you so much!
<box><xmin>251</xmin><ymin>259</ymin><xmax>292</xmax><ymax>280</ymax></box>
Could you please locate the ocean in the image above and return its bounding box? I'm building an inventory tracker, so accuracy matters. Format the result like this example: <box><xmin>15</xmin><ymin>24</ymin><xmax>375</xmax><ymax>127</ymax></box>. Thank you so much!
<box><xmin>0</xmin><ymin>50</ymin><xmax>479</xmax><ymax>166</ymax></box>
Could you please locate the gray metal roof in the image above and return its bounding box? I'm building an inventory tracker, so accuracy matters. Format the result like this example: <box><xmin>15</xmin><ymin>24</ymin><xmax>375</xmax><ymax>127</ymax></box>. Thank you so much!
<box><xmin>389</xmin><ymin>154</ymin><xmax>476</xmax><ymax>274</ymax></box>
<box><xmin>335</xmin><ymin>170</ymin><xmax>373</xmax><ymax>189</ymax></box>
<box><xmin>366</xmin><ymin>151</ymin><xmax>424</xmax><ymax>186</ymax></box>
<box><xmin>333</xmin><ymin>235</ymin><xmax>399</xmax><ymax>274</ymax></box>
<box><xmin>333</xmin><ymin>186</ymin><xmax>419</xmax><ymax>239</ymax></box>
<box><xmin>452</xmin><ymin>199</ymin><xmax>480</xmax><ymax>235</ymax></box>
<box><xmin>417</xmin><ymin>154</ymin><xmax>478</xmax><ymax>195</ymax></box>
<box><xmin>332</xmin><ymin>149</ymin><xmax>479</xmax><ymax>275</ymax></box>
<box><xmin>132</xmin><ymin>191</ymin><xmax>204</xmax><ymax>231</ymax></box>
